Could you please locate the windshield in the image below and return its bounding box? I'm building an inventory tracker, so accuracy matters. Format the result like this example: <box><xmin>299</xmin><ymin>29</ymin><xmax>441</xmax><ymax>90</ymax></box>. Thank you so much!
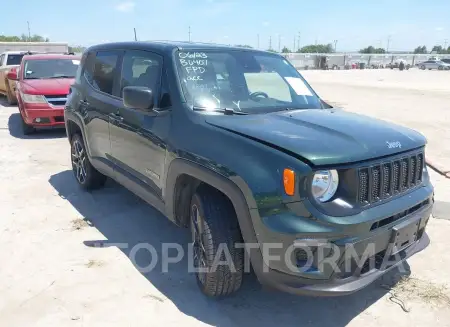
<box><xmin>7</xmin><ymin>54</ymin><xmax>25</xmax><ymax>65</ymax></box>
<box><xmin>23</xmin><ymin>58</ymin><xmax>80</xmax><ymax>79</ymax></box>
<box><xmin>175</xmin><ymin>50</ymin><xmax>322</xmax><ymax>113</ymax></box>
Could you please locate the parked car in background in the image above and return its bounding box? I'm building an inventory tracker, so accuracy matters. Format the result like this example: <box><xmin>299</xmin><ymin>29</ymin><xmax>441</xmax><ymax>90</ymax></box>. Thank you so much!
<box><xmin>65</xmin><ymin>41</ymin><xmax>433</xmax><ymax>298</ymax></box>
<box><xmin>418</xmin><ymin>60</ymin><xmax>450</xmax><ymax>70</ymax></box>
<box><xmin>388</xmin><ymin>59</ymin><xmax>411</xmax><ymax>70</ymax></box>
<box><xmin>0</xmin><ymin>51</ymin><xmax>28</xmax><ymax>104</ymax></box>
<box><xmin>441</xmin><ymin>58</ymin><xmax>450</xmax><ymax>65</ymax></box>
<box><xmin>7</xmin><ymin>53</ymin><xmax>80</xmax><ymax>134</ymax></box>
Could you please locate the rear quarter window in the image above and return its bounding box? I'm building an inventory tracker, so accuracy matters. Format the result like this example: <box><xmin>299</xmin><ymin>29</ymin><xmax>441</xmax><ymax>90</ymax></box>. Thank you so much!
<box><xmin>6</xmin><ymin>54</ymin><xmax>24</xmax><ymax>65</ymax></box>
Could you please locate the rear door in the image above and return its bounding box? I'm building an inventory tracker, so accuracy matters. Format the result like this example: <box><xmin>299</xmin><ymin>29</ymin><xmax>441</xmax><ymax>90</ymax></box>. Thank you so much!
<box><xmin>109</xmin><ymin>49</ymin><xmax>170</xmax><ymax>198</ymax></box>
<box><xmin>80</xmin><ymin>50</ymin><xmax>123</xmax><ymax>172</ymax></box>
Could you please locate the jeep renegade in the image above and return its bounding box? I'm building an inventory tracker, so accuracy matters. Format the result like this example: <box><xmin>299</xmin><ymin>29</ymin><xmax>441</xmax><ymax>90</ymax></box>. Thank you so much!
<box><xmin>64</xmin><ymin>42</ymin><xmax>433</xmax><ymax>297</ymax></box>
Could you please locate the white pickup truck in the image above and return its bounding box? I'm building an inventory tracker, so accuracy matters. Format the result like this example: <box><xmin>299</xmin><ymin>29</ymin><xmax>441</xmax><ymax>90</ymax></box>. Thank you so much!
<box><xmin>0</xmin><ymin>51</ymin><xmax>27</xmax><ymax>104</ymax></box>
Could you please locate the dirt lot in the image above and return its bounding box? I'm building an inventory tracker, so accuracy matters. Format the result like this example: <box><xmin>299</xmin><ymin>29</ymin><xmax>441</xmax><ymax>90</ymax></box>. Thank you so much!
<box><xmin>1</xmin><ymin>69</ymin><xmax>450</xmax><ymax>327</ymax></box>
<box><xmin>303</xmin><ymin>69</ymin><xmax>450</xmax><ymax>173</ymax></box>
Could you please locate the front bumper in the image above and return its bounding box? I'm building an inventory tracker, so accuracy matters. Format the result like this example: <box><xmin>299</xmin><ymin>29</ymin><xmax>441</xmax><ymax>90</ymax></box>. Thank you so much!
<box><xmin>22</xmin><ymin>104</ymin><xmax>65</xmax><ymax>127</ymax></box>
<box><xmin>248</xmin><ymin>184</ymin><xmax>433</xmax><ymax>296</ymax></box>
<box><xmin>258</xmin><ymin>230</ymin><xmax>430</xmax><ymax>296</ymax></box>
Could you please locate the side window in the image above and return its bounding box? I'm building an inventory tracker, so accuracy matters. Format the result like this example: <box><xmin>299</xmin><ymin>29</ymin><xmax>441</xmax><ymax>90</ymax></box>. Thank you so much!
<box><xmin>0</xmin><ymin>55</ymin><xmax>4</xmax><ymax>66</ymax></box>
<box><xmin>120</xmin><ymin>50</ymin><xmax>162</xmax><ymax>97</ymax></box>
<box><xmin>89</xmin><ymin>51</ymin><xmax>120</xmax><ymax>95</ymax></box>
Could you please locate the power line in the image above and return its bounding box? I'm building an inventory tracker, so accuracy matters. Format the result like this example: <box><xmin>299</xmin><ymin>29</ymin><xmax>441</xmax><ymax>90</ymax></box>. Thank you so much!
<box><xmin>386</xmin><ymin>35</ymin><xmax>392</xmax><ymax>53</ymax></box>
<box><xmin>27</xmin><ymin>21</ymin><xmax>31</xmax><ymax>41</ymax></box>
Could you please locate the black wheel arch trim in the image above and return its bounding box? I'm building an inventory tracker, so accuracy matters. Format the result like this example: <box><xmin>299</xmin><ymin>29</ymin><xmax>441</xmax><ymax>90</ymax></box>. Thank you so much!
<box><xmin>165</xmin><ymin>158</ymin><xmax>268</xmax><ymax>277</ymax></box>
<box><xmin>65</xmin><ymin>111</ymin><xmax>93</xmax><ymax>158</ymax></box>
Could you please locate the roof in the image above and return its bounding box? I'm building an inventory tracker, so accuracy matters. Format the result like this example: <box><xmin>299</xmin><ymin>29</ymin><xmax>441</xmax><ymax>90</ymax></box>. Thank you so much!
<box><xmin>22</xmin><ymin>54</ymin><xmax>81</xmax><ymax>60</ymax></box>
<box><xmin>87</xmin><ymin>41</ymin><xmax>277</xmax><ymax>56</ymax></box>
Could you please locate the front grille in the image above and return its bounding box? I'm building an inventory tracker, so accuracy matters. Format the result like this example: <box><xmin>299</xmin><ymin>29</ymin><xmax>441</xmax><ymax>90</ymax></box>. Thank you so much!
<box><xmin>358</xmin><ymin>152</ymin><xmax>424</xmax><ymax>205</ymax></box>
<box><xmin>44</xmin><ymin>94</ymin><xmax>67</xmax><ymax>106</ymax></box>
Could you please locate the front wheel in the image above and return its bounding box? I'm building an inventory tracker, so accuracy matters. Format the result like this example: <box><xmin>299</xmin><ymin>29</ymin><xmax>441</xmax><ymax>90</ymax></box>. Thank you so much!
<box><xmin>190</xmin><ymin>185</ymin><xmax>244</xmax><ymax>297</ymax></box>
<box><xmin>71</xmin><ymin>133</ymin><xmax>106</xmax><ymax>190</ymax></box>
<box><xmin>420</xmin><ymin>65</ymin><xmax>425</xmax><ymax>70</ymax></box>
<box><xmin>20</xmin><ymin>113</ymin><xmax>35</xmax><ymax>135</ymax></box>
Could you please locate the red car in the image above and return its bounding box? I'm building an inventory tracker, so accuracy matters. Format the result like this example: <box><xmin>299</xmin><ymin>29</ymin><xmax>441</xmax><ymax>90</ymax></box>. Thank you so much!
<box><xmin>7</xmin><ymin>53</ymin><xmax>80</xmax><ymax>134</ymax></box>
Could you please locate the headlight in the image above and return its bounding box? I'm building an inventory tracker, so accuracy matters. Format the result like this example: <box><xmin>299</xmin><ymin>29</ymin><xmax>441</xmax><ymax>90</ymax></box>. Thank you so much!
<box><xmin>21</xmin><ymin>93</ymin><xmax>47</xmax><ymax>104</ymax></box>
<box><xmin>311</xmin><ymin>170</ymin><xmax>339</xmax><ymax>202</ymax></box>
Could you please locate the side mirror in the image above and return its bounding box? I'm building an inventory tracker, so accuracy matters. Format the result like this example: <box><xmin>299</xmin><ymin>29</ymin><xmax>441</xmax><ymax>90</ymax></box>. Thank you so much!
<box><xmin>123</xmin><ymin>86</ymin><xmax>154</xmax><ymax>111</ymax></box>
<box><xmin>7</xmin><ymin>69</ymin><xmax>18</xmax><ymax>81</ymax></box>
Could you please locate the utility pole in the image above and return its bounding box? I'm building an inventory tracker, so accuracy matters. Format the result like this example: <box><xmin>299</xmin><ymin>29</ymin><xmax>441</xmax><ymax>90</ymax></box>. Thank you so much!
<box><xmin>27</xmin><ymin>21</ymin><xmax>31</xmax><ymax>41</ymax></box>
<box><xmin>269</xmin><ymin>36</ymin><xmax>272</xmax><ymax>50</ymax></box>
<box><xmin>278</xmin><ymin>34</ymin><xmax>281</xmax><ymax>52</ymax></box>
<box><xmin>188</xmin><ymin>26</ymin><xmax>191</xmax><ymax>42</ymax></box>
<box><xmin>315</xmin><ymin>37</ymin><xmax>318</xmax><ymax>45</ymax></box>
<box><xmin>257</xmin><ymin>34</ymin><xmax>260</xmax><ymax>49</ymax></box>
<box><xmin>297</xmin><ymin>32</ymin><xmax>301</xmax><ymax>51</ymax></box>
<box><xmin>133</xmin><ymin>28</ymin><xmax>137</xmax><ymax>41</ymax></box>
<box><xmin>293</xmin><ymin>37</ymin><xmax>296</xmax><ymax>53</ymax></box>
<box><xmin>333</xmin><ymin>39</ymin><xmax>338</xmax><ymax>52</ymax></box>
<box><xmin>444</xmin><ymin>39</ymin><xmax>448</xmax><ymax>50</ymax></box>
<box><xmin>386</xmin><ymin>35</ymin><xmax>391</xmax><ymax>53</ymax></box>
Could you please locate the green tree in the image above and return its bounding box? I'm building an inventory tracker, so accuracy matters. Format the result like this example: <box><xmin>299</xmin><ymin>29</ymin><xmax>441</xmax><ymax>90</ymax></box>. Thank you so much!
<box><xmin>0</xmin><ymin>34</ymin><xmax>49</xmax><ymax>42</ymax></box>
<box><xmin>281</xmin><ymin>46</ymin><xmax>291</xmax><ymax>53</ymax></box>
<box><xmin>431</xmin><ymin>45</ymin><xmax>444</xmax><ymax>54</ymax></box>
<box><xmin>359</xmin><ymin>46</ymin><xmax>385</xmax><ymax>54</ymax></box>
<box><xmin>235</xmin><ymin>44</ymin><xmax>253</xmax><ymax>48</ymax></box>
<box><xmin>413</xmin><ymin>45</ymin><xmax>427</xmax><ymax>54</ymax></box>
<box><xmin>299</xmin><ymin>43</ymin><xmax>333</xmax><ymax>53</ymax></box>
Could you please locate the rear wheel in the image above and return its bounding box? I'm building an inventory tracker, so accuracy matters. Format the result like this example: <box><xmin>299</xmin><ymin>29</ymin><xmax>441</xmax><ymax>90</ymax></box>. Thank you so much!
<box><xmin>71</xmin><ymin>133</ymin><xmax>106</xmax><ymax>190</ymax></box>
<box><xmin>438</xmin><ymin>66</ymin><xmax>443</xmax><ymax>70</ymax></box>
<box><xmin>190</xmin><ymin>185</ymin><xmax>244</xmax><ymax>297</ymax></box>
<box><xmin>420</xmin><ymin>65</ymin><xmax>425</xmax><ymax>70</ymax></box>
<box><xmin>6</xmin><ymin>83</ymin><xmax>16</xmax><ymax>105</ymax></box>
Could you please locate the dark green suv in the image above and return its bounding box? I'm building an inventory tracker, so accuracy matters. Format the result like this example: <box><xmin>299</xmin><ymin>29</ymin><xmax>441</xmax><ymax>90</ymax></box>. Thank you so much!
<box><xmin>64</xmin><ymin>41</ymin><xmax>433</xmax><ymax>297</ymax></box>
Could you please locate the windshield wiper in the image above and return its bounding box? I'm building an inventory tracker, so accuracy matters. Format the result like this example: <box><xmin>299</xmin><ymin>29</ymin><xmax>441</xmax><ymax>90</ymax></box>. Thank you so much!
<box><xmin>193</xmin><ymin>107</ymin><xmax>248</xmax><ymax>115</ymax></box>
<box><xmin>47</xmin><ymin>75</ymin><xmax>75</xmax><ymax>79</ymax></box>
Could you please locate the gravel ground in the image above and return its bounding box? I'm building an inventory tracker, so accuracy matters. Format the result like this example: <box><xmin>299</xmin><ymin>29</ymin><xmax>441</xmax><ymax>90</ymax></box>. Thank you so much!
<box><xmin>1</xmin><ymin>69</ymin><xmax>450</xmax><ymax>327</ymax></box>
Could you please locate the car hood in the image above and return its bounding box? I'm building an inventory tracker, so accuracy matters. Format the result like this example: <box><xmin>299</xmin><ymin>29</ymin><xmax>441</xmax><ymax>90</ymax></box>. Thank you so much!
<box><xmin>205</xmin><ymin>109</ymin><xmax>426</xmax><ymax>166</ymax></box>
<box><xmin>22</xmin><ymin>78</ymin><xmax>75</xmax><ymax>95</ymax></box>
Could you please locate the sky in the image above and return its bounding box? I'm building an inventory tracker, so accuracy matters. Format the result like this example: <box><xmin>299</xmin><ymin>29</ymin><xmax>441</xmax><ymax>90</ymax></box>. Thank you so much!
<box><xmin>1</xmin><ymin>0</ymin><xmax>449</xmax><ymax>52</ymax></box>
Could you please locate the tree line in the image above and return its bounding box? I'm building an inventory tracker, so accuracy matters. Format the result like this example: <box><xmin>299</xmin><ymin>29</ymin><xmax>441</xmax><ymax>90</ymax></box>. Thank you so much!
<box><xmin>2</xmin><ymin>34</ymin><xmax>449</xmax><ymax>54</ymax></box>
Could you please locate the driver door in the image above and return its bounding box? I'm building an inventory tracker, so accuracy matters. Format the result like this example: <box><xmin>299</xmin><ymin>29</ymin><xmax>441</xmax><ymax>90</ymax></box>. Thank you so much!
<box><xmin>109</xmin><ymin>50</ymin><xmax>169</xmax><ymax>198</ymax></box>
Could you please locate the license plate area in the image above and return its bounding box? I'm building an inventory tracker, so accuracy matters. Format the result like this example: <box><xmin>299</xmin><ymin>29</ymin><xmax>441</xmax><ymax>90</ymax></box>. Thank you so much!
<box><xmin>390</xmin><ymin>216</ymin><xmax>421</xmax><ymax>255</ymax></box>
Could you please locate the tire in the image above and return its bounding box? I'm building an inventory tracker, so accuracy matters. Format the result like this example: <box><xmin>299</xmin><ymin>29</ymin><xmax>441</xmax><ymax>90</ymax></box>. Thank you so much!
<box><xmin>20</xmin><ymin>113</ymin><xmax>35</xmax><ymax>135</ymax></box>
<box><xmin>420</xmin><ymin>65</ymin><xmax>425</xmax><ymax>70</ymax></box>
<box><xmin>6</xmin><ymin>83</ymin><xmax>17</xmax><ymax>105</ymax></box>
<box><xmin>190</xmin><ymin>185</ymin><xmax>244</xmax><ymax>297</ymax></box>
<box><xmin>70</xmin><ymin>133</ymin><xmax>106</xmax><ymax>190</ymax></box>
<box><xmin>438</xmin><ymin>66</ymin><xmax>443</xmax><ymax>70</ymax></box>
